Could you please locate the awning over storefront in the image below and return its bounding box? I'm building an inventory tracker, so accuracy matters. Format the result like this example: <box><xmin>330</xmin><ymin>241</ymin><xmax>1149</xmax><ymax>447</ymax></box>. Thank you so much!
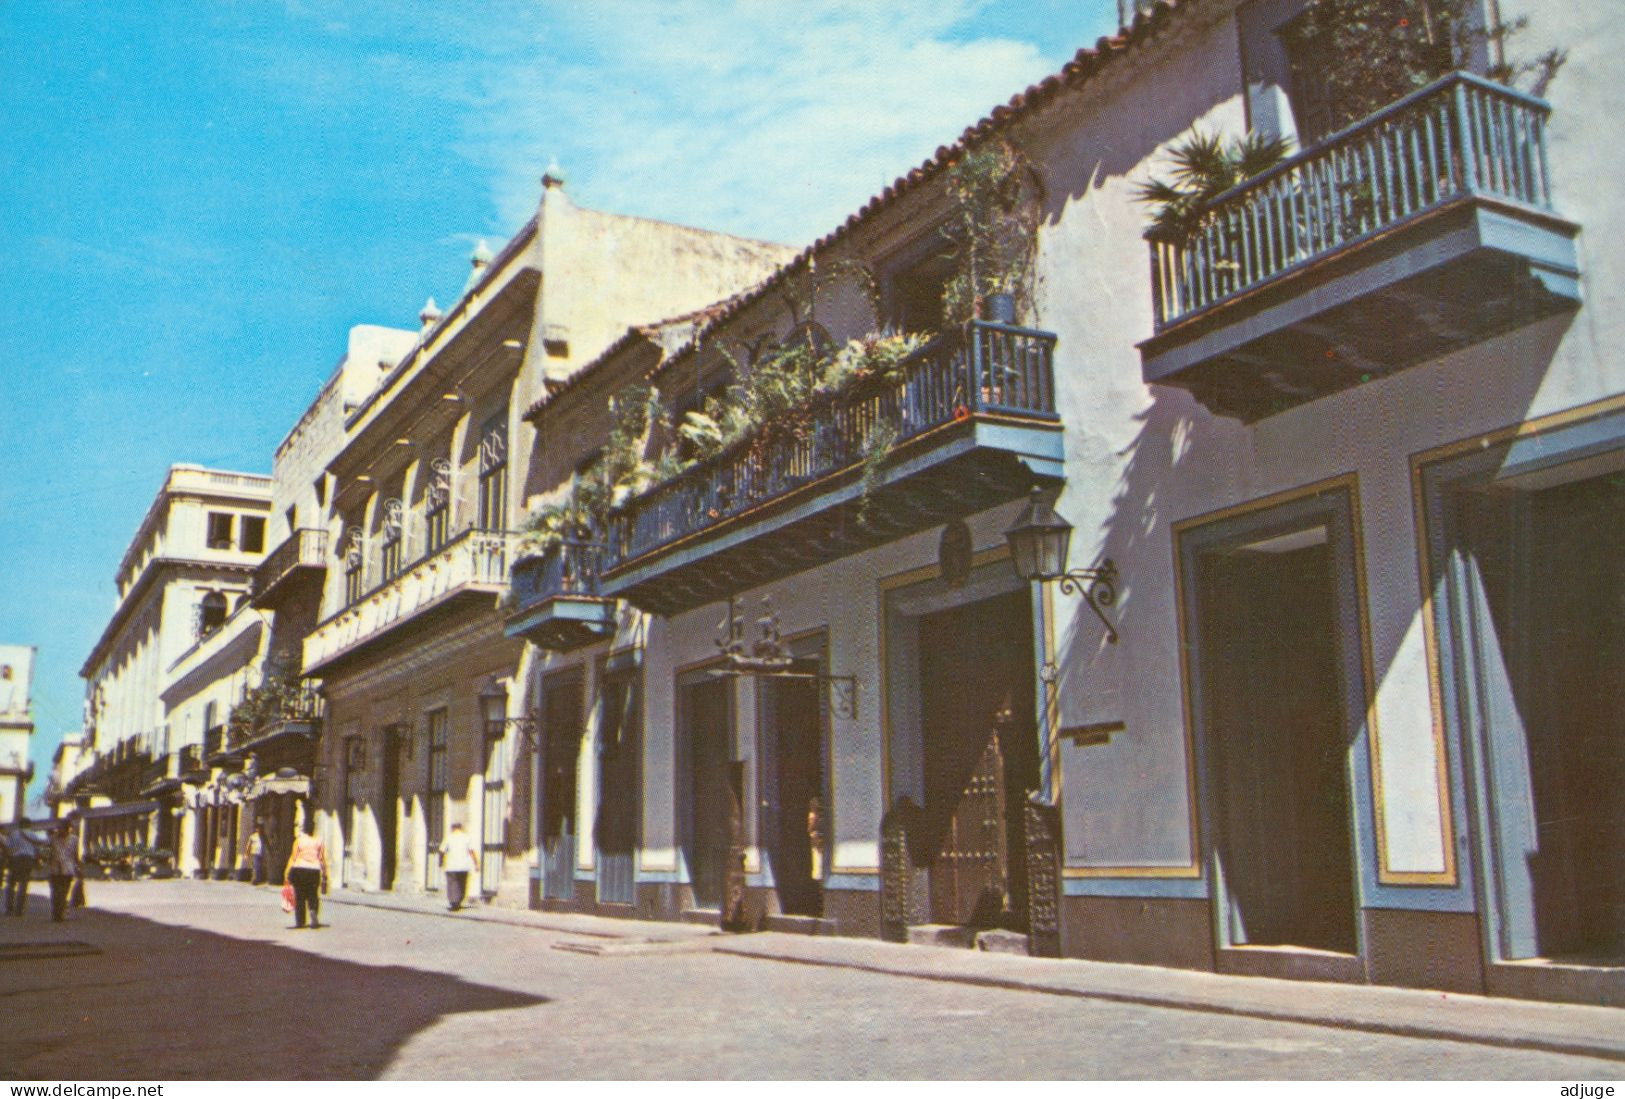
<box><xmin>248</xmin><ymin>775</ymin><xmax>310</xmax><ymax>798</ymax></box>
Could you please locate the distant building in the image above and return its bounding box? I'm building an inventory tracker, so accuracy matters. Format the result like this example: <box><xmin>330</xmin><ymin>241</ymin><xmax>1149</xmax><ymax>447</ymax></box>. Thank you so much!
<box><xmin>69</xmin><ymin>465</ymin><xmax>272</xmax><ymax>860</ymax></box>
<box><xmin>0</xmin><ymin>644</ymin><xmax>35</xmax><ymax>826</ymax></box>
<box><xmin>44</xmin><ymin>732</ymin><xmax>85</xmax><ymax>820</ymax></box>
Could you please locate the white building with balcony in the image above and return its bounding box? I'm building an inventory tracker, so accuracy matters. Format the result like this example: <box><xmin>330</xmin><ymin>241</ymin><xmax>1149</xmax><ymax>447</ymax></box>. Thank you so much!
<box><xmin>302</xmin><ymin>173</ymin><xmax>796</xmax><ymax>907</ymax></box>
<box><xmin>501</xmin><ymin>0</ymin><xmax>1621</xmax><ymax>1007</ymax></box>
<box><xmin>72</xmin><ymin>464</ymin><xmax>272</xmax><ymax>859</ymax></box>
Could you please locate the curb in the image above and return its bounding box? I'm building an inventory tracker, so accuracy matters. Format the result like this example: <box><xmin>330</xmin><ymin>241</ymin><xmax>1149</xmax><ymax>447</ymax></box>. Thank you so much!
<box><xmin>320</xmin><ymin>893</ymin><xmax>1625</xmax><ymax>1066</ymax></box>
<box><xmin>709</xmin><ymin>944</ymin><xmax>1625</xmax><ymax>1066</ymax></box>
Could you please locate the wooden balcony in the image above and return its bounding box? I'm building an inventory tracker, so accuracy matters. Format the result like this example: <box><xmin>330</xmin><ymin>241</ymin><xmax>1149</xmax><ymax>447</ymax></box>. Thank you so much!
<box><xmin>303</xmin><ymin>527</ymin><xmax>518</xmax><ymax>674</ymax></box>
<box><xmin>601</xmin><ymin>320</ymin><xmax>1063</xmax><ymax>616</ymax></box>
<box><xmin>1139</xmin><ymin>73</ymin><xmax>1580</xmax><ymax>421</ymax></box>
<box><xmin>505</xmin><ymin>542</ymin><xmax>617</xmax><ymax>650</ymax></box>
<box><xmin>250</xmin><ymin>529</ymin><xmax>328</xmax><ymax>609</ymax></box>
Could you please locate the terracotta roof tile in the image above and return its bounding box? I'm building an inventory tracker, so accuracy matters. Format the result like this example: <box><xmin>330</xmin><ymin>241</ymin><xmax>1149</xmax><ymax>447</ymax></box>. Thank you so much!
<box><xmin>649</xmin><ymin>1</ymin><xmax>1191</xmax><ymax>376</ymax></box>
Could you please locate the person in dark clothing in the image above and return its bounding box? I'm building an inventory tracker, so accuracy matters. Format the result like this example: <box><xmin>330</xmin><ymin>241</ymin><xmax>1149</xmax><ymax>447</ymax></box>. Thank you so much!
<box><xmin>283</xmin><ymin>819</ymin><xmax>328</xmax><ymax>929</ymax></box>
<box><xmin>2</xmin><ymin>818</ymin><xmax>42</xmax><ymax>916</ymax></box>
<box><xmin>44</xmin><ymin>822</ymin><xmax>80</xmax><ymax>922</ymax></box>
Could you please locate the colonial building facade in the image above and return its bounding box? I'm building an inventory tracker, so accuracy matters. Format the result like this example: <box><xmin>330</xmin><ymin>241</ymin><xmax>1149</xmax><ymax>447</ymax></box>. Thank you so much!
<box><xmin>60</xmin><ymin>0</ymin><xmax>1620</xmax><ymax>1009</ymax></box>
<box><xmin>68</xmin><ymin>465</ymin><xmax>273</xmax><ymax>861</ymax></box>
<box><xmin>300</xmin><ymin>174</ymin><xmax>795</xmax><ymax>906</ymax></box>
<box><xmin>500</xmin><ymin>0</ymin><xmax>1621</xmax><ymax>1006</ymax></box>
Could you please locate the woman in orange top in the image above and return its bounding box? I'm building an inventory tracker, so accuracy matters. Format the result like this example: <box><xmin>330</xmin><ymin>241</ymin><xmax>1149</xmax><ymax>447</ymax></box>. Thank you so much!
<box><xmin>283</xmin><ymin>818</ymin><xmax>328</xmax><ymax>930</ymax></box>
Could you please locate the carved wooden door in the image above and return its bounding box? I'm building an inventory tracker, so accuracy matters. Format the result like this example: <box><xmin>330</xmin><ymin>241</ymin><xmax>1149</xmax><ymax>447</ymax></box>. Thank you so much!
<box><xmin>930</xmin><ymin>728</ymin><xmax>1008</xmax><ymax>927</ymax></box>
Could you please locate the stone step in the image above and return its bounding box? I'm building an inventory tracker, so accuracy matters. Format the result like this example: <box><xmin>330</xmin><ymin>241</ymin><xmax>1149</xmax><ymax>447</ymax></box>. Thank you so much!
<box><xmin>680</xmin><ymin>908</ymin><xmax>722</xmax><ymax>926</ymax></box>
<box><xmin>762</xmin><ymin>913</ymin><xmax>839</xmax><ymax>936</ymax></box>
<box><xmin>974</xmin><ymin>928</ymin><xmax>1031</xmax><ymax>956</ymax></box>
<box><xmin>907</xmin><ymin>923</ymin><xmax>979</xmax><ymax>949</ymax></box>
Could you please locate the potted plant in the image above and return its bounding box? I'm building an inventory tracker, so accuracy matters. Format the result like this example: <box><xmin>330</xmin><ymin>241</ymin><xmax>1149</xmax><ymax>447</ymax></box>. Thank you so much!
<box><xmin>939</xmin><ymin>139</ymin><xmax>1040</xmax><ymax>327</ymax></box>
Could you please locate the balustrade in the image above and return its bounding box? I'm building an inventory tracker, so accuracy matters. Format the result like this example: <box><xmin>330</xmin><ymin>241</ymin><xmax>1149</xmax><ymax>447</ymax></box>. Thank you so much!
<box><xmin>604</xmin><ymin>319</ymin><xmax>1057</xmax><ymax>570</ymax></box>
<box><xmin>1149</xmin><ymin>73</ymin><xmax>1556</xmax><ymax>330</ymax></box>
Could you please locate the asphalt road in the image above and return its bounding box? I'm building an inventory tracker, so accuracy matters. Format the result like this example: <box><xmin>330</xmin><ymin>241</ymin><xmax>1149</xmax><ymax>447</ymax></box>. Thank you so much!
<box><xmin>1</xmin><ymin>880</ymin><xmax>1620</xmax><ymax>1080</ymax></box>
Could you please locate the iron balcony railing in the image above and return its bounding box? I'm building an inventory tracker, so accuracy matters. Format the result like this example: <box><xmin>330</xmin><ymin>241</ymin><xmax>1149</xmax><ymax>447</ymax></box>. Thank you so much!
<box><xmin>510</xmin><ymin>541</ymin><xmax>605</xmax><ymax>608</ymax></box>
<box><xmin>1149</xmin><ymin>72</ymin><xmax>1556</xmax><ymax>331</ymax></box>
<box><xmin>604</xmin><ymin>319</ymin><xmax>1058</xmax><ymax>569</ymax></box>
<box><xmin>226</xmin><ymin>678</ymin><xmax>326</xmax><ymax>752</ymax></box>
<box><xmin>140</xmin><ymin>756</ymin><xmax>169</xmax><ymax>790</ymax></box>
<box><xmin>305</xmin><ymin>527</ymin><xmax>519</xmax><ymax>671</ymax></box>
<box><xmin>250</xmin><ymin>528</ymin><xmax>329</xmax><ymax>602</ymax></box>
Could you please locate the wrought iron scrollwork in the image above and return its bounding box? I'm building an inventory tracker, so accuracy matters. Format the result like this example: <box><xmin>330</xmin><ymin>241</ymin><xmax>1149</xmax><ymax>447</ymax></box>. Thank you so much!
<box><xmin>1056</xmin><ymin>559</ymin><xmax>1119</xmax><ymax>645</ymax></box>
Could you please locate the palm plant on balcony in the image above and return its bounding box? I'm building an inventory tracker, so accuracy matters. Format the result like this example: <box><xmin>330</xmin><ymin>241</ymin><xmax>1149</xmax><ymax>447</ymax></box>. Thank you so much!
<box><xmin>1139</xmin><ymin>1</ymin><xmax>1562</xmax><ymax>248</ymax></box>
<box><xmin>1138</xmin><ymin>131</ymin><xmax>1294</xmax><ymax>247</ymax></box>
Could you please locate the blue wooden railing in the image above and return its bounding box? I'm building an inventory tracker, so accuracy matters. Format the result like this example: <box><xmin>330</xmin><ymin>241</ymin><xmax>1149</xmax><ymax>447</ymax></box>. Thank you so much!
<box><xmin>1150</xmin><ymin>73</ymin><xmax>1556</xmax><ymax>330</ymax></box>
<box><xmin>603</xmin><ymin>319</ymin><xmax>1058</xmax><ymax>570</ymax></box>
<box><xmin>509</xmin><ymin>541</ymin><xmax>605</xmax><ymax>610</ymax></box>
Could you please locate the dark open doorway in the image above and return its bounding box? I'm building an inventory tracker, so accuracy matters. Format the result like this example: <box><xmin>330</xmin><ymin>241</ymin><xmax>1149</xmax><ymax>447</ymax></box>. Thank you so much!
<box><xmin>917</xmin><ymin>589</ymin><xmax>1037</xmax><ymax>929</ymax></box>
<box><xmin>1456</xmin><ymin>470</ymin><xmax>1625</xmax><ymax>962</ymax></box>
<box><xmin>681</xmin><ymin>677</ymin><xmax>733</xmax><ymax>911</ymax></box>
<box><xmin>760</xmin><ymin>672</ymin><xmax>826</xmax><ymax>918</ymax></box>
<box><xmin>541</xmin><ymin>676</ymin><xmax>582</xmax><ymax>902</ymax></box>
<box><xmin>595</xmin><ymin>669</ymin><xmax>641</xmax><ymax>906</ymax></box>
<box><xmin>1195</xmin><ymin>523</ymin><xmax>1358</xmax><ymax>955</ymax></box>
<box><xmin>379</xmin><ymin>726</ymin><xmax>402</xmax><ymax>891</ymax></box>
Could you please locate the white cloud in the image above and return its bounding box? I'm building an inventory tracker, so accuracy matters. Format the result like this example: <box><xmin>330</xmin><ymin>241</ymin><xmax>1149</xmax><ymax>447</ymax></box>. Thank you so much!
<box><xmin>451</xmin><ymin>1</ymin><xmax>1071</xmax><ymax>245</ymax></box>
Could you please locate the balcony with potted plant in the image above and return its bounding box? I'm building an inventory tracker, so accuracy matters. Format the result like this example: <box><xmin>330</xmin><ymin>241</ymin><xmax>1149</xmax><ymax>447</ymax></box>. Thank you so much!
<box><xmin>1137</xmin><ymin>2</ymin><xmax>1578</xmax><ymax>420</ymax></box>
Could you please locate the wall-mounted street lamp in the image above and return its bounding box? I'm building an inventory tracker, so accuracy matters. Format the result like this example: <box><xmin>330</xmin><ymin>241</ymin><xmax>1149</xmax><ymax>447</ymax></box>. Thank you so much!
<box><xmin>1003</xmin><ymin>488</ymin><xmax>1119</xmax><ymax>645</ymax></box>
<box><xmin>477</xmin><ymin>676</ymin><xmax>540</xmax><ymax>751</ymax></box>
<box><xmin>1004</xmin><ymin>487</ymin><xmax>1122</xmax><ymax>810</ymax></box>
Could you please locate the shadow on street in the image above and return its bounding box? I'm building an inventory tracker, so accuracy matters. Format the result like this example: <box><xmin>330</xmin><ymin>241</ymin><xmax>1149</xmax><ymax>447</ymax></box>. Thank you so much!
<box><xmin>0</xmin><ymin>892</ymin><xmax>546</xmax><ymax>1080</ymax></box>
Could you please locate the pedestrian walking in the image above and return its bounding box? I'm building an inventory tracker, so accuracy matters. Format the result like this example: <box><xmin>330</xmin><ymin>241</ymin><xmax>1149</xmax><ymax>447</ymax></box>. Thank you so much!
<box><xmin>2</xmin><ymin>818</ymin><xmax>42</xmax><ymax>916</ymax></box>
<box><xmin>283</xmin><ymin>819</ymin><xmax>328</xmax><ymax>929</ymax></box>
<box><xmin>438</xmin><ymin>821</ymin><xmax>479</xmax><ymax>911</ymax></box>
<box><xmin>44</xmin><ymin>821</ymin><xmax>80</xmax><ymax>922</ymax></box>
<box><xmin>245</xmin><ymin>824</ymin><xmax>267</xmax><ymax>886</ymax></box>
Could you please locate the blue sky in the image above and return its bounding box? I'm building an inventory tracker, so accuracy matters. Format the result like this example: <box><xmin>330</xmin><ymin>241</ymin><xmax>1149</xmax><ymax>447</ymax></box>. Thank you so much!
<box><xmin>0</xmin><ymin>1</ymin><xmax>1121</xmax><ymax>801</ymax></box>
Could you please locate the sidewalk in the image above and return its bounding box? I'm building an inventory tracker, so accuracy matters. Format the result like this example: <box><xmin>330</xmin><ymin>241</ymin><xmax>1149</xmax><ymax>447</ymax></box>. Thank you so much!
<box><xmin>329</xmin><ymin>891</ymin><xmax>1625</xmax><ymax>1064</ymax></box>
<box><xmin>324</xmin><ymin>888</ymin><xmax>718</xmax><ymax>944</ymax></box>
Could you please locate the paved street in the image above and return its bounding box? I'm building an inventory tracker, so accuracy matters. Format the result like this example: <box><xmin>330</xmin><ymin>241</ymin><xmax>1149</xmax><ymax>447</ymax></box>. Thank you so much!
<box><xmin>1</xmin><ymin>880</ymin><xmax>1622</xmax><ymax>1080</ymax></box>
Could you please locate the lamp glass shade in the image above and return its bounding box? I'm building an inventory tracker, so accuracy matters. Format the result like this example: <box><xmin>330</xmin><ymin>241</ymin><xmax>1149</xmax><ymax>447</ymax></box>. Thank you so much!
<box><xmin>1004</xmin><ymin>488</ymin><xmax>1073</xmax><ymax>582</ymax></box>
<box><xmin>477</xmin><ymin>679</ymin><xmax>507</xmax><ymax>727</ymax></box>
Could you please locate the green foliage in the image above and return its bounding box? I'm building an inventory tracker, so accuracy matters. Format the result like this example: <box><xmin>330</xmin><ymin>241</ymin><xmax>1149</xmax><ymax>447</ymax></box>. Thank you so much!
<box><xmin>672</xmin><ymin>333</ymin><xmax>925</xmax><ymax>467</ymax></box>
<box><xmin>520</xmin><ymin>384</ymin><xmax>673</xmax><ymax>554</ymax></box>
<box><xmin>1138</xmin><ymin>2</ymin><xmax>1562</xmax><ymax>245</ymax></box>
<box><xmin>1137</xmin><ymin>131</ymin><xmax>1294</xmax><ymax>245</ymax></box>
<box><xmin>1286</xmin><ymin>0</ymin><xmax>1564</xmax><ymax>134</ymax></box>
<box><xmin>940</xmin><ymin>139</ymin><xmax>1041</xmax><ymax>326</ymax></box>
<box><xmin>227</xmin><ymin>674</ymin><xmax>307</xmax><ymax>748</ymax></box>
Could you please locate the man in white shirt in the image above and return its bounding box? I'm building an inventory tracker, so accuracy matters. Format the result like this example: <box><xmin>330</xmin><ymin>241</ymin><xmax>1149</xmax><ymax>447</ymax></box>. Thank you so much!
<box><xmin>438</xmin><ymin>821</ymin><xmax>480</xmax><ymax>912</ymax></box>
